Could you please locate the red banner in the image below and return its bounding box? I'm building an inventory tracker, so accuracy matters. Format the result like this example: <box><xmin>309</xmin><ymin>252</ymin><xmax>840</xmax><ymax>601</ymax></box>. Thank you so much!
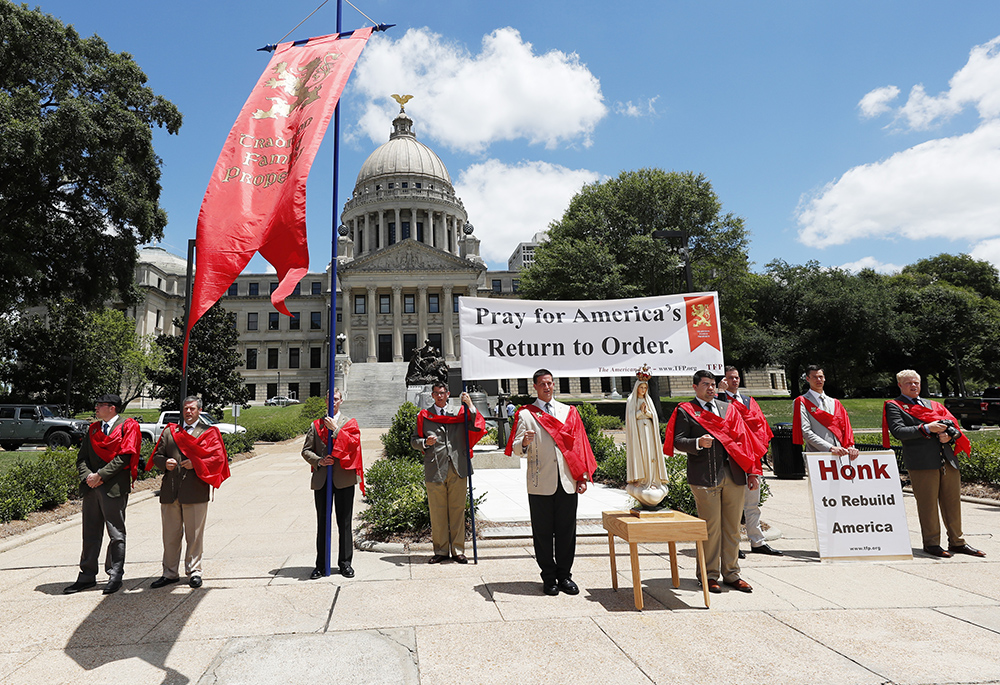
<box><xmin>685</xmin><ymin>294</ymin><xmax>721</xmax><ymax>352</ymax></box>
<box><xmin>186</xmin><ymin>28</ymin><xmax>373</xmax><ymax>347</ymax></box>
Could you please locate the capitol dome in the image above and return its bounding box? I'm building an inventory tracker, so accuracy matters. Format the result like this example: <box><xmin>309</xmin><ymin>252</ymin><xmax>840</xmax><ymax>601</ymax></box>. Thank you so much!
<box><xmin>355</xmin><ymin>111</ymin><xmax>453</xmax><ymax>189</ymax></box>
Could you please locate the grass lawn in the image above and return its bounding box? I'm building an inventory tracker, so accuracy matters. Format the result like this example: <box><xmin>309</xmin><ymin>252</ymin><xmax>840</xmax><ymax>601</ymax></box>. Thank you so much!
<box><xmin>0</xmin><ymin>450</ymin><xmax>47</xmax><ymax>474</ymax></box>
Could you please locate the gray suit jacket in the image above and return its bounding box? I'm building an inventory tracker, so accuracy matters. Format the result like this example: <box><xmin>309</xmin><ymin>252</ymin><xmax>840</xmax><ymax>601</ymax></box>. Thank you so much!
<box><xmin>302</xmin><ymin>418</ymin><xmax>361</xmax><ymax>490</ymax></box>
<box><xmin>410</xmin><ymin>406</ymin><xmax>476</xmax><ymax>483</ymax></box>
<box><xmin>798</xmin><ymin>394</ymin><xmax>846</xmax><ymax>452</ymax></box>
<box><xmin>885</xmin><ymin>396</ymin><xmax>959</xmax><ymax>471</ymax></box>
<box><xmin>152</xmin><ymin>423</ymin><xmax>212</xmax><ymax>504</ymax></box>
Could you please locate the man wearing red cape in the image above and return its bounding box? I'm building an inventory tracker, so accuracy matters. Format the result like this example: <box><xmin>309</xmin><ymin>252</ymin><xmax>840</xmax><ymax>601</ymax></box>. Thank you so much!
<box><xmin>302</xmin><ymin>389</ymin><xmax>364</xmax><ymax>579</ymax></box>
<box><xmin>64</xmin><ymin>394</ymin><xmax>142</xmax><ymax>595</ymax></box>
<box><xmin>411</xmin><ymin>383</ymin><xmax>486</xmax><ymax>564</ymax></box>
<box><xmin>148</xmin><ymin>396</ymin><xmax>231</xmax><ymax>589</ymax></box>
<box><xmin>883</xmin><ymin>370</ymin><xmax>985</xmax><ymax>559</ymax></box>
<box><xmin>793</xmin><ymin>365</ymin><xmax>860</xmax><ymax>460</ymax></box>
<box><xmin>663</xmin><ymin>371</ymin><xmax>765</xmax><ymax>594</ymax></box>
<box><xmin>505</xmin><ymin>369</ymin><xmax>597</xmax><ymax>596</ymax></box>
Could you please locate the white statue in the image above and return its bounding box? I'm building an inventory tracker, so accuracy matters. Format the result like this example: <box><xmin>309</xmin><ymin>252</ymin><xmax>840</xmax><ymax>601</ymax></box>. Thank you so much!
<box><xmin>625</xmin><ymin>367</ymin><xmax>668</xmax><ymax>507</ymax></box>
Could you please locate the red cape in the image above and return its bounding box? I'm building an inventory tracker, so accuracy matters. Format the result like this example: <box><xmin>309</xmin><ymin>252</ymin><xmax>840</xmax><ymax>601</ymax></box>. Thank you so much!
<box><xmin>416</xmin><ymin>406</ymin><xmax>487</xmax><ymax>448</ymax></box>
<box><xmin>145</xmin><ymin>424</ymin><xmax>231</xmax><ymax>489</ymax></box>
<box><xmin>503</xmin><ymin>404</ymin><xmax>597</xmax><ymax>482</ymax></box>
<box><xmin>792</xmin><ymin>395</ymin><xmax>855</xmax><ymax>447</ymax></box>
<box><xmin>725</xmin><ymin>394</ymin><xmax>774</xmax><ymax>445</ymax></box>
<box><xmin>882</xmin><ymin>398</ymin><xmax>971</xmax><ymax>458</ymax></box>
<box><xmin>315</xmin><ymin>417</ymin><xmax>366</xmax><ymax>495</ymax></box>
<box><xmin>88</xmin><ymin>418</ymin><xmax>142</xmax><ymax>483</ymax></box>
<box><xmin>661</xmin><ymin>401</ymin><xmax>764</xmax><ymax>476</ymax></box>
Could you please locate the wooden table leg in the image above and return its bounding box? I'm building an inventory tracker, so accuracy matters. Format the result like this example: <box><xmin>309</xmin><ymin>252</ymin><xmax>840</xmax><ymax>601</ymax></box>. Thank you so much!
<box><xmin>668</xmin><ymin>541</ymin><xmax>679</xmax><ymax>588</ymax></box>
<box><xmin>629</xmin><ymin>542</ymin><xmax>643</xmax><ymax>610</ymax></box>
<box><xmin>696</xmin><ymin>540</ymin><xmax>710</xmax><ymax>609</ymax></box>
<box><xmin>607</xmin><ymin>532</ymin><xmax>618</xmax><ymax>590</ymax></box>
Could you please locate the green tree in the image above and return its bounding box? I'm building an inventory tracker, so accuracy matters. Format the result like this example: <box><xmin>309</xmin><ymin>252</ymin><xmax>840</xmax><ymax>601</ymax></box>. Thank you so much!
<box><xmin>901</xmin><ymin>253</ymin><xmax>1000</xmax><ymax>301</ymax></box>
<box><xmin>0</xmin><ymin>2</ymin><xmax>182</xmax><ymax>314</ymax></box>
<box><xmin>148</xmin><ymin>302</ymin><xmax>250</xmax><ymax>415</ymax></box>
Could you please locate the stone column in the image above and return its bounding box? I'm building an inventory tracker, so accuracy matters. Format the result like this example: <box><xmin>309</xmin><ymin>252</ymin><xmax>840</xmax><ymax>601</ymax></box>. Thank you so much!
<box><xmin>379</xmin><ymin>210</ymin><xmax>387</xmax><ymax>250</ymax></box>
<box><xmin>366</xmin><ymin>285</ymin><xmax>377</xmax><ymax>362</ymax></box>
<box><xmin>417</xmin><ymin>284</ymin><xmax>428</xmax><ymax>344</ymax></box>
<box><xmin>393</xmin><ymin>208</ymin><xmax>401</xmax><ymax>244</ymax></box>
<box><xmin>392</xmin><ymin>285</ymin><xmax>403</xmax><ymax>361</ymax></box>
<box><xmin>443</xmin><ymin>285</ymin><xmax>455</xmax><ymax>361</ymax></box>
<box><xmin>341</xmin><ymin>285</ymin><xmax>352</xmax><ymax>361</ymax></box>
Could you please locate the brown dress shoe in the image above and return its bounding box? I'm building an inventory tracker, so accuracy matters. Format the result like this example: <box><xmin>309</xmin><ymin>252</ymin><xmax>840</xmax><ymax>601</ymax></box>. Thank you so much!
<box><xmin>700</xmin><ymin>578</ymin><xmax>722</xmax><ymax>594</ymax></box>
<box><xmin>923</xmin><ymin>545</ymin><xmax>953</xmax><ymax>558</ymax></box>
<box><xmin>724</xmin><ymin>578</ymin><xmax>753</xmax><ymax>593</ymax></box>
<box><xmin>949</xmin><ymin>544</ymin><xmax>986</xmax><ymax>557</ymax></box>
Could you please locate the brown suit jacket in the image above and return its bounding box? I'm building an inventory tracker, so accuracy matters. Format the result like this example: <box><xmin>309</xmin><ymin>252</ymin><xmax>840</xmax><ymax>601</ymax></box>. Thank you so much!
<box><xmin>301</xmin><ymin>418</ymin><xmax>360</xmax><ymax>490</ymax></box>
<box><xmin>152</xmin><ymin>423</ymin><xmax>212</xmax><ymax>504</ymax></box>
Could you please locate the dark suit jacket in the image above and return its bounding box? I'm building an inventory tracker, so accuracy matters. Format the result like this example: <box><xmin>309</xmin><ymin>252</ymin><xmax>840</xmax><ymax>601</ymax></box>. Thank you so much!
<box><xmin>152</xmin><ymin>423</ymin><xmax>212</xmax><ymax>504</ymax></box>
<box><xmin>76</xmin><ymin>417</ymin><xmax>132</xmax><ymax>498</ymax></box>
<box><xmin>410</xmin><ymin>406</ymin><xmax>475</xmax><ymax>482</ymax></box>
<box><xmin>301</xmin><ymin>419</ymin><xmax>361</xmax><ymax>490</ymax></box>
<box><xmin>672</xmin><ymin>400</ymin><xmax>748</xmax><ymax>488</ymax></box>
<box><xmin>885</xmin><ymin>396</ymin><xmax>959</xmax><ymax>471</ymax></box>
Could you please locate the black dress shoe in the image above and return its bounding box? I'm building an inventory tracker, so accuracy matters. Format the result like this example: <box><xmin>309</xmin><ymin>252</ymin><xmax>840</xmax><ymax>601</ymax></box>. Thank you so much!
<box><xmin>949</xmin><ymin>544</ymin><xmax>986</xmax><ymax>557</ymax></box>
<box><xmin>63</xmin><ymin>580</ymin><xmax>96</xmax><ymax>595</ymax></box>
<box><xmin>339</xmin><ymin>565</ymin><xmax>355</xmax><ymax>578</ymax></box>
<box><xmin>150</xmin><ymin>576</ymin><xmax>179</xmax><ymax>589</ymax></box>
<box><xmin>189</xmin><ymin>575</ymin><xmax>203</xmax><ymax>588</ymax></box>
<box><xmin>542</xmin><ymin>582</ymin><xmax>559</xmax><ymax>596</ymax></box>
<box><xmin>924</xmin><ymin>545</ymin><xmax>953</xmax><ymax>558</ymax></box>
<box><xmin>103</xmin><ymin>579</ymin><xmax>123</xmax><ymax>595</ymax></box>
<box><xmin>738</xmin><ymin>550</ymin><xmax>746</xmax><ymax>559</ymax></box>
<box><xmin>451</xmin><ymin>554</ymin><xmax>468</xmax><ymax>564</ymax></box>
<box><xmin>557</xmin><ymin>578</ymin><xmax>580</xmax><ymax>595</ymax></box>
<box><xmin>428</xmin><ymin>554</ymin><xmax>448</xmax><ymax>564</ymax></box>
<box><xmin>309</xmin><ymin>568</ymin><xmax>323</xmax><ymax>580</ymax></box>
<box><xmin>750</xmin><ymin>543</ymin><xmax>784</xmax><ymax>556</ymax></box>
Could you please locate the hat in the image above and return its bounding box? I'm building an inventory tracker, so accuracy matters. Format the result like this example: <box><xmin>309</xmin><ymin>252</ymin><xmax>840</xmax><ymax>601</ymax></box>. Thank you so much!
<box><xmin>95</xmin><ymin>394</ymin><xmax>122</xmax><ymax>410</ymax></box>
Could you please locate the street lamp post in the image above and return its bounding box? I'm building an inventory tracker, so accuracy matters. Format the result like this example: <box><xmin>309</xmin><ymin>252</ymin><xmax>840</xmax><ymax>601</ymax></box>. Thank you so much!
<box><xmin>651</xmin><ymin>230</ymin><xmax>694</xmax><ymax>293</ymax></box>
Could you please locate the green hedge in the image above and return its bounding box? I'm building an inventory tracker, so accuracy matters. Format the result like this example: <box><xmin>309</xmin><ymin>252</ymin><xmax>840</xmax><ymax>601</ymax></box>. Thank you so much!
<box><xmin>359</xmin><ymin>458</ymin><xmax>431</xmax><ymax>538</ymax></box>
<box><xmin>380</xmin><ymin>402</ymin><xmax>423</xmax><ymax>462</ymax></box>
<box><xmin>0</xmin><ymin>450</ymin><xmax>77</xmax><ymax>523</ymax></box>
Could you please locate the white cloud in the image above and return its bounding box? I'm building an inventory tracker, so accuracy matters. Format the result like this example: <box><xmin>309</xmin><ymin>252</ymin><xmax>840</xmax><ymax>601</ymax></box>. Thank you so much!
<box><xmin>455</xmin><ymin>159</ymin><xmax>600</xmax><ymax>266</ymax></box>
<box><xmin>613</xmin><ymin>96</ymin><xmax>659</xmax><ymax>118</ymax></box>
<box><xmin>348</xmin><ymin>27</ymin><xmax>607</xmax><ymax>153</ymax></box>
<box><xmin>797</xmin><ymin>119</ymin><xmax>1000</xmax><ymax>248</ymax></box>
<box><xmin>969</xmin><ymin>238</ymin><xmax>1000</xmax><ymax>269</ymax></box>
<box><xmin>858</xmin><ymin>85</ymin><xmax>900</xmax><ymax>118</ymax></box>
<box><xmin>838</xmin><ymin>257</ymin><xmax>903</xmax><ymax>274</ymax></box>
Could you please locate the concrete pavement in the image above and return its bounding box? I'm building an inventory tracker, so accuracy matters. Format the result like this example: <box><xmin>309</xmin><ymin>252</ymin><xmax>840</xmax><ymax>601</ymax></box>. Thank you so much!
<box><xmin>1</xmin><ymin>429</ymin><xmax>998</xmax><ymax>684</ymax></box>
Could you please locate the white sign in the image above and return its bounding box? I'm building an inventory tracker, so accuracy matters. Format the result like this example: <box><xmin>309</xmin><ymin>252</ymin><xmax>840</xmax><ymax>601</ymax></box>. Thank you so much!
<box><xmin>805</xmin><ymin>451</ymin><xmax>912</xmax><ymax>561</ymax></box>
<box><xmin>458</xmin><ymin>293</ymin><xmax>724</xmax><ymax>380</ymax></box>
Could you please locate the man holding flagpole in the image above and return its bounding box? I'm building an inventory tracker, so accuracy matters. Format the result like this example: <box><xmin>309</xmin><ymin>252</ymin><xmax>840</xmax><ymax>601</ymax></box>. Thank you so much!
<box><xmin>506</xmin><ymin>369</ymin><xmax>597</xmax><ymax>596</ymax></box>
<box><xmin>148</xmin><ymin>396</ymin><xmax>230</xmax><ymax>589</ymax></box>
<box><xmin>411</xmin><ymin>383</ymin><xmax>486</xmax><ymax>564</ymax></box>
<box><xmin>663</xmin><ymin>370</ymin><xmax>764</xmax><ymax>594</ymax></box>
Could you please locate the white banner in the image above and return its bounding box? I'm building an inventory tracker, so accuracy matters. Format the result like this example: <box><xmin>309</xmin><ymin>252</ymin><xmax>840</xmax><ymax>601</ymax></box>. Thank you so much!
<box><xmin>805</xmin><ymin>451</ymin><xmax>912</xmax><ymax>561</ymax></box>
<box><xmin>458</xmin><ymin>293</ymin><xmax>724</xmax><ymax>380</ymax></box>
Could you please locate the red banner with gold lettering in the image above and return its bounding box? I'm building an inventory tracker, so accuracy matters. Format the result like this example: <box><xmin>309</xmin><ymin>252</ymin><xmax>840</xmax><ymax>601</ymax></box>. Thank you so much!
<box><xmin>685</xmin><ymin>294</ymin><xmax>721</xmax><ymax>352</ymax></box>
<box><xmin>186</xmin><ymin>28</ymin><xmax>373</xmax><ymax>357</ymax></box>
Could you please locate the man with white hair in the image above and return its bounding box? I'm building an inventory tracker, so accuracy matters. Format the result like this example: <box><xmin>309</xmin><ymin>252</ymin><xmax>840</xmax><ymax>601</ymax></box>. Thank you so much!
<box><xmin>883</xmin><ymin>370</ymin><xmax>985</xmax><ymax>559</ymax></box>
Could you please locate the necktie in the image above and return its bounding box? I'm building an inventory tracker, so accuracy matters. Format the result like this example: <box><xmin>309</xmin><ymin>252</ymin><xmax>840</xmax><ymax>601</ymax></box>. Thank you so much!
<box><xmin>186</xmin><ymin>424</ymin><xmax>194</xmax><ymax>433</ymax></box>
<box><xmin>545</xmin><ymin>402</ymin><xmax>553</xmax><ymax>415</ymax></box>
<box><xmin>102</xmin><ymin>422</ymin><xmax>109</xmax><ymax>435</ymax></box>
<box><xmin>704</xmin><ymin>402</ymin><xmax>714</xmax><ymax>414</ymax></box>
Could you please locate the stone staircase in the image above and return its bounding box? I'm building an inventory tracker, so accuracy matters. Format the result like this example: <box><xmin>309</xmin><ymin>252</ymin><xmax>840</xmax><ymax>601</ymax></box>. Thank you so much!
<box><xmin>341</xmin><ymin>362</ymin><xmax>410</xmax><ymax>428</ymax></box>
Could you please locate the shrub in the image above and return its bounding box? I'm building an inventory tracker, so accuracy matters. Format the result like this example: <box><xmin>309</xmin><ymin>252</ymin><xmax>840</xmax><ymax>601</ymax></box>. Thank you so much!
<box><xmin>0</xmin><ymin>450</ymin><xmax>78</xmax><ymax>522</ymax></box>
<box><xmin>381</xmin><ymin>402</ymin><xmax>423</xmax><ymax>462</ymax></box>
<box><xmin>299</xmin><ymin>396</ymin><xmax>328</xmax><ymax>421</ymax></box>
<box><xmin>481</xmin><ymin>427</ymin><xmax>498</xmax><ymax>446</ymax></box>
<box><xmin>576</xmin><ymin>402</ymin><xmax>619</xmax><ymax>464</ymax></box>
<box><xmin>659</xmin><ymin>454</ymin><xmax>698</xmax><ymax>516</ymax></box>
<box><xmin>595</xmin><ymin>414</ymin><xmax>624</xmax><ymax>431</ymax></box>
<box><xmin>360</xmin><ymin>458</ymin><xmax>431</xmax><ymax>538</ymax></box>
<box><xmin>222</xmin><ymin>432</ymin><xmax>255</xmax><ymax>456</ymax></box>
<box><xmin>594</xmin><ymin>442</ymin><xmax>627</xmax><ymax>486</ymax></box>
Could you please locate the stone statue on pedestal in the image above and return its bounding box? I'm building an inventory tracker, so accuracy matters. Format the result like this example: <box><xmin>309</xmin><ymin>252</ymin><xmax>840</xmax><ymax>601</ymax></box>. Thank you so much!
<box><xmin>625</xmin><ymin>365</ymin><xmax>669</xmax><ymax>508</ymax></box>
<box><xmin>406</xmin><ymin>340</ymin><xmax>449</xmax><ymax>386</ymax></box>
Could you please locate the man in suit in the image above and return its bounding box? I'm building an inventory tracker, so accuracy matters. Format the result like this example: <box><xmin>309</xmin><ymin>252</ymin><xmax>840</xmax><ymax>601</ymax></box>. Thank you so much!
<box><xmin>506</xmin><ymin>369</ymin><xmax>597</xmax><ymax>596</ymax></box>
<box><xmin>719</xmin><ymin>366</ymin><xmax>782</xmax><ymax>557</ymax></box>
<box><xmin>64</xmin><ymin>394</ymin><xmax>141</xmax><ymax>595</ymax></box>
<box><xmin>149</xmin><ymin>396</ymin><xmax>230</xmax><ymax>589</ymax></box>
<box><xmin>793</xmin><ymin>365</ymin><xmax>860</xmax><ymax>459</ymax></box>
<box><xmin>410</xmin><ymin>383</ymin><xmax>485</xmax><ymax>564</ymax></box>
<box><xmin>883</xmin><ymin>370</ymin><xmax>985</xmax><ymax>559</ymax></box>
<box><xmin>664</xmin><ymin>370</ymin><xmax>763</xmax><ymax>594</ymax></box>
<box><xmin>302</xmin><ymin>389</ymin><xmax>363</xmax><ymax>578</ymax></box>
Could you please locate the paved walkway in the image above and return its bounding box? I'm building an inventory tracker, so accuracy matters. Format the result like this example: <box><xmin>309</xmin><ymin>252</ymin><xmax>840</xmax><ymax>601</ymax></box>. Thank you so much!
<box><xmin>1</xmin><ymin>430</ymin><xmax>998</xmax><ymax>684</ymax></box>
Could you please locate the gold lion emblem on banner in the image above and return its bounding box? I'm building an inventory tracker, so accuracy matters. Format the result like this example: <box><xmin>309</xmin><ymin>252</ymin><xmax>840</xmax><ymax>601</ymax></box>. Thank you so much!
<box><xmin>690</xmin><ymin>304</ymin><xmax>713</xmax><ymax>327</ymax></box>
<box><xmin>252</xmin><ymin>53</ymin><xmax>341</xmax><ymax>120</ymax></box>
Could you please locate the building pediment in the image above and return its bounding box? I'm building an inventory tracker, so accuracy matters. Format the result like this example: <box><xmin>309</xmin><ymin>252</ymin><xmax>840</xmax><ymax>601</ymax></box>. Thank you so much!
<box><xmin>340</xmin><ymin>239</ymin><xmax>485</xmax><ymax>275</ymax></box>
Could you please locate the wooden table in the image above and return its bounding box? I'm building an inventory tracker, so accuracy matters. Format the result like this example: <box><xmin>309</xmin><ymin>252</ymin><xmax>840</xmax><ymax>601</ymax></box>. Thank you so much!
<box><xmin>602</xmin><ymin>509</ymin><xmax>710</xmax><ymax>610</ymax></box>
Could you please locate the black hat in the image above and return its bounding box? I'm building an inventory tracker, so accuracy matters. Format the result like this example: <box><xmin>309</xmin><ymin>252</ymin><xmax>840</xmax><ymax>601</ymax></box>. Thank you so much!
<box><xmin>95</xmin><ymin>394</ymin><xmax>122</xmax><ymax>410</ymax></box>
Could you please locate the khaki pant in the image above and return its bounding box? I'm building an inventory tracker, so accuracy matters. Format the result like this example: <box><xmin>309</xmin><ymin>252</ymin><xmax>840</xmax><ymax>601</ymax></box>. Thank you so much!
<box><xmin>690</xmin><ymin>466</ymin><xmax>744</xmax><ymax>583</ymax></box>
<box><xmin>161</xmin><ymin>500</ymin><xmax>209</xmax><ymax>578</ymax></box>
<box><xmin>908</xmin><ymin>463</ymin><xmax>964</xmax><ymax>548</ymax></box>
<box><xmin>426</xmin><ymin>464</ymin><xmax>466</xmax><ymax>557</ymax></box>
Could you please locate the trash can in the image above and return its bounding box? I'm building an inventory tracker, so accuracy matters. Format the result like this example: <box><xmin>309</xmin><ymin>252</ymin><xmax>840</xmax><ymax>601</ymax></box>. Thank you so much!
<box><xmin>770</xmin><ymin>422</ymin><xmax>805</xmax><ymax>479</ymax></box>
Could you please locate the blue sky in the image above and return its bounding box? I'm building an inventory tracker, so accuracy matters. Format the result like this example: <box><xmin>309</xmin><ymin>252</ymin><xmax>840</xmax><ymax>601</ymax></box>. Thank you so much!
<box><xmin>30</xmin><ymin>0</ymin><xmax>1000</xmax><ymax>275</ymax></box>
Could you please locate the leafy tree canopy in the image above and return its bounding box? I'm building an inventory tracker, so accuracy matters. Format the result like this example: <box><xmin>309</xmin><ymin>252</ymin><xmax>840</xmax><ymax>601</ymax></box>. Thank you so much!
<box><xmin>900</xmin><ymin>253</ymin><xmax>1000</xmax><ymax>301</ymax></box>
<box><xmin>0</xmin><ymin>2</ymin><xmax>182</xmax><ymax>314</ymax></box>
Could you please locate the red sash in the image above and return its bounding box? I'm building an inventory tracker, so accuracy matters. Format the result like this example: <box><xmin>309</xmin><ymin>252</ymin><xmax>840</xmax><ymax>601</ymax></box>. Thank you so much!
<box><xmin>416</xmin><ymin>407</ymin><xmax>487</xmax><ymax>448</ymax></box>
<box><xmin>661</xmin><ymin>401</ymin><xmax>764</xmax><ymax>476</ymax></box>
<box><xmin>315</xmin><ymin>417</ymin><xmax>366</xmax><ymax>495</ymax></box>
<box><xmin>792</xmin><ymin>395</ymin><xmax>854</xmax><ymax>447</ymax></box>
<box><xmin>503</xmin><ymin>403</ymin><xmax>597</xmax><ymax>482</ymax></box>
<box><xmin>882</xmin><ymin>399</ymin><xmax>971</xmax><ymax>458</ymax></box>
<box><xmin>88</xmin><ymin>418</ymin><xmax>142</xmax><ymax>482</ymax></box>
<box><xmin>144</xmin><ymin>424</ymin><xmax>231</xmax><ymax>489</ymax></box>
<box><xmin>725</xmin><ymin>394</ymin><xmax>773</xmax><ymax>445</ymax></box>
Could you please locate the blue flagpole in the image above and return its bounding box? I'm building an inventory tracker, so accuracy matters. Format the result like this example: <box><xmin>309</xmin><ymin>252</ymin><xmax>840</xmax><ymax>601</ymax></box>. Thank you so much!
<box><xmin>323</xmin><ymin>0</ymin><xmax>344</xmax><ymax>579</ymax></box>
<box><xmin>461</xmin><ymin>381</ymin><xmax>479</xmax><ymax>564</ymax></box>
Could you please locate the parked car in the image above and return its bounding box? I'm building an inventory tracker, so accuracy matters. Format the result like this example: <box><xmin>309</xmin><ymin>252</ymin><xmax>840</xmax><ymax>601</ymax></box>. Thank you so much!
<box><xmin>0</xmin><ymin>404</ymin><xmax>90</xmax><ymax>450</ymax></box>
<box><xmin>264</xmin><ymin>396</ymin><xmax>299</xmax><ymax>407</ymax></box>
<box><xmin>943</xmin><ymin>387</ymin><xmax>1000</xmax><ymax>430</ymax></box>
<box><xmin>138</xmin><ymin>411</ymin><xmax>248</xmax><ymax>443</ymax></box>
